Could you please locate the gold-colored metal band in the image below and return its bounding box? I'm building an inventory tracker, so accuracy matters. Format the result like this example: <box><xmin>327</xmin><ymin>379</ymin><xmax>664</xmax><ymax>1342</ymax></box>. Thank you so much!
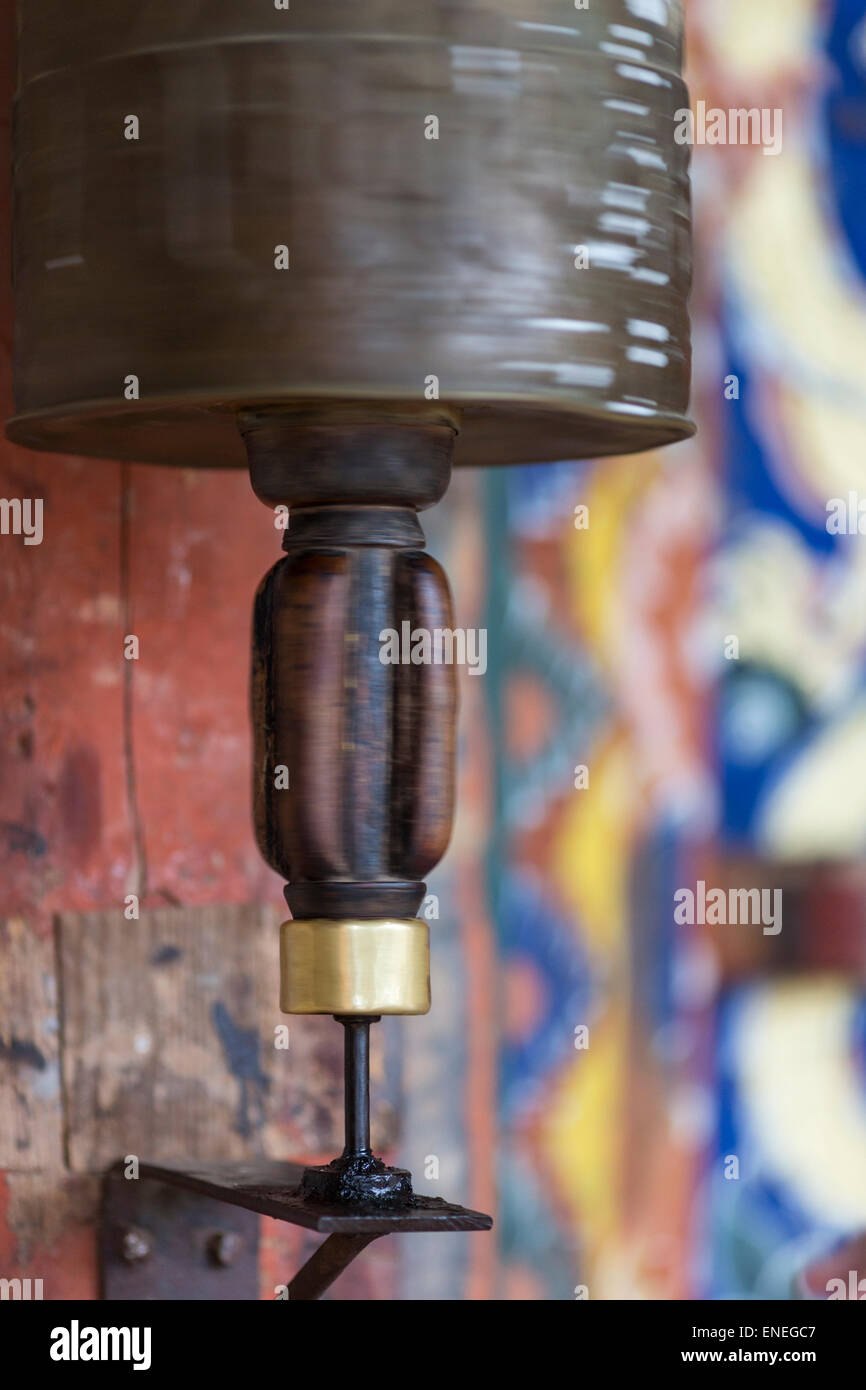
<box><xmin>279</xmin><ymin>918</ymin><xmax>430</xmax><ymax>1016</ymax></box>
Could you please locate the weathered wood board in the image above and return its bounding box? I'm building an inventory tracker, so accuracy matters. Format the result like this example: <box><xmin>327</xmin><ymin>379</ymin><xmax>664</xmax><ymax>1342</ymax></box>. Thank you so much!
<box><xmin>57</xmin><ymin>903</ymin><xmax>350</xmax><ymax>1172</ymax></box>
<box><xmin>0</xmin><ymin>918</ymin><xmax>62</xmax><ymax>1170</ymax></box>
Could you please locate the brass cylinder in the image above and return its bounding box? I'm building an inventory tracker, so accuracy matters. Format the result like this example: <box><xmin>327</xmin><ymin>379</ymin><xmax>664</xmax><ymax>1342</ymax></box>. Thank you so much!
<box><xmin>8</xmin><ymin>0</ymin><xmax>693</xmax><ymax>469</ymax></box>
<box><xmin>280</xmin><ymin>918</ymin><xmax>431</xmax><ymax>1016</ymax></box>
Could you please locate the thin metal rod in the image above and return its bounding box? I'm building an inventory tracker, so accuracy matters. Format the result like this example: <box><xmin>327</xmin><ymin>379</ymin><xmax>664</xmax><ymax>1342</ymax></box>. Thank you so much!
<box><xmin>288</xmin><ymin>1233</ymin><xmax>381</xmax><ymax>1301</ymax></box>
<box><xmin>336</xmin><ymin>1015</ymin><xmax>376</xmax><ymax>1157</ymax></box>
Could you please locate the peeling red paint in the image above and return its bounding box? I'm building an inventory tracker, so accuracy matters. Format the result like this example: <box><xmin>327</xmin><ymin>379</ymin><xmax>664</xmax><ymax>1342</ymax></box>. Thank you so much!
<box><xmin>0</xmin><ymin>1171</ymin><xmax>99</xmax><ymax>1300</ymax></box>
<box><xmin>57</xmin><ymin>745</ymin><xmax>103</xmax><ymax>869</ymax></box>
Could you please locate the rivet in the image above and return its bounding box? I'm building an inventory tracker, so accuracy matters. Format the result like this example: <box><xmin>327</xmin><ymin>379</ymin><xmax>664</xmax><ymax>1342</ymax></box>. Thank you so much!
<box><xmin>209</xmin><ymin>1230</ymin><xmax>242</xmax><ymax>1267</ymax></box>
<box><xmin>120</xmin><ymin>1226</ymin><xmax>153</xmax><ymax>1264</ymax></box>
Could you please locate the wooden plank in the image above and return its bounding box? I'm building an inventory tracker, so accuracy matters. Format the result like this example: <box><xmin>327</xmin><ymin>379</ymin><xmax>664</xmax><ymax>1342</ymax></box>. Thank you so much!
<box><xmin>0</xmin><ymin>918</ymin><xmax>62</xmax><ymax>1170</ymax></box>
<box><xmin>58</xmin><ymin>903</ymin><xmax>347</xmax><ymax>1172</ymax></box>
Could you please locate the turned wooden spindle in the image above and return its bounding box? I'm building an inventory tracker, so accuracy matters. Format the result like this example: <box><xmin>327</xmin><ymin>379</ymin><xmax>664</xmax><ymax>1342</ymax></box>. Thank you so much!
<box><xmin>243</xmin><ymin>410</ymin><xmax>459</xmax><ymax>1202</ymax></box>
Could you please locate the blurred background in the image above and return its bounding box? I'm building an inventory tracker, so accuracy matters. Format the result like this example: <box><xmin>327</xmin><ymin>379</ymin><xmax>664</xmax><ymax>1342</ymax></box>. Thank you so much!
<box><xmin>3</xmin><ymin>0</ymin><xmax>866</xmax><ymax>1300</ymax></box>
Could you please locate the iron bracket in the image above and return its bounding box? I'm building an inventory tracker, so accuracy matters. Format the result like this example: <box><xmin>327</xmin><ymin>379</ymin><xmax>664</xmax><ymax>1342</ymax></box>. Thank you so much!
<box><xmin>101</xmin><ymin>1159</ymin><xmax>492</xmax><ymax>1301</ymax></box>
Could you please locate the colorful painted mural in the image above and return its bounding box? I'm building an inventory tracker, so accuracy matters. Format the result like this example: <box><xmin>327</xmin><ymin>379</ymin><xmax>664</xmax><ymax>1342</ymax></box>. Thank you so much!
<box><xmin>707</xmin><ymin>0</ymin><xmax>866</xmax><ymax>1300</ymax></box>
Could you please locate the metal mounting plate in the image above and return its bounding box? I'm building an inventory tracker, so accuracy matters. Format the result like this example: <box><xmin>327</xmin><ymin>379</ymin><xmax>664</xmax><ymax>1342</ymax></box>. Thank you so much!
<box><xmin>101</xmin><ymin>1168</ymin><xmax>259</xmax><ymax>1301</ymax></box>
<box><xmin>129</xmin><ymin>1158</ymin><xmax>493</xmax><ymax>1234</ymax></box>
<box><xmin>101</xmin><ymin>1159</ymin><xmax>492</xmax><ymax>1300</ymax></box>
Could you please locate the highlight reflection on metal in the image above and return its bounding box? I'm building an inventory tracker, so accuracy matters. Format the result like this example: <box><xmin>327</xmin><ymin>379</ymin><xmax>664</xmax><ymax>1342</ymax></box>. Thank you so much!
<box><xmin>8</xmin><ymin>0</ymin><xmax>693</xmax><ymax>468</ymax></box>
<box><xmin>279</xmin><ymin>918</ymin><xmax>431</xmax><ymax>1016</ymax></box>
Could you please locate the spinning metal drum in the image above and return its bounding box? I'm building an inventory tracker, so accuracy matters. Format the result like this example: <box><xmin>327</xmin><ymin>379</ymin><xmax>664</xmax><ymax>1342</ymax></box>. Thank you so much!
<box><xmin>6</xmin><ymin>0</ymin><xmax>693</xmax><ymax>1247</ymax></box>
<box><xmin>8</xmin><ymin>0</ymin><xmax>692</xmax><ymax>466</ymax></box>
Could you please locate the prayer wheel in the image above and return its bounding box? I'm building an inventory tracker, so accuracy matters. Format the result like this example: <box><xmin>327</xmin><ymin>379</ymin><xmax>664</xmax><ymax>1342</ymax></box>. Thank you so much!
<box><xmin>7</xmin><ymin>0</ymin><xmax>692</xmax><ymax>1210</ymax></box>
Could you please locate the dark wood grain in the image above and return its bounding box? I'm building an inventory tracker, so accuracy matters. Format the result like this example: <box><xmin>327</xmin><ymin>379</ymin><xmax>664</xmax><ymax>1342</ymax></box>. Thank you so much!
<box><xmin>248</xmin><ymin>418</ymin><xmax>458</xmax><ymax>920</ymax></box>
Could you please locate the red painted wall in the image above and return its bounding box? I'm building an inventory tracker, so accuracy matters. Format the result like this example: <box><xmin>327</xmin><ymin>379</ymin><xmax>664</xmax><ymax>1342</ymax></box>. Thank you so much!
<box><xmin>0</xmin><ymin>8</ymin><xmax>283</xmax><ymax>936</ymax></box>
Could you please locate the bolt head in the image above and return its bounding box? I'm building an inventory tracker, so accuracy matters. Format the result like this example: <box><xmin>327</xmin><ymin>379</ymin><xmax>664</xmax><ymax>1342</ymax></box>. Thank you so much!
<box><xmin>120</xmin><ymin>1226</ymin><xmax>152</xmax><ymax>1264</ymax></box>
<box><xmin>208</xmin><ymin>1230</ymin><xmax>242</xmax><ymax>1267</ymax></box>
